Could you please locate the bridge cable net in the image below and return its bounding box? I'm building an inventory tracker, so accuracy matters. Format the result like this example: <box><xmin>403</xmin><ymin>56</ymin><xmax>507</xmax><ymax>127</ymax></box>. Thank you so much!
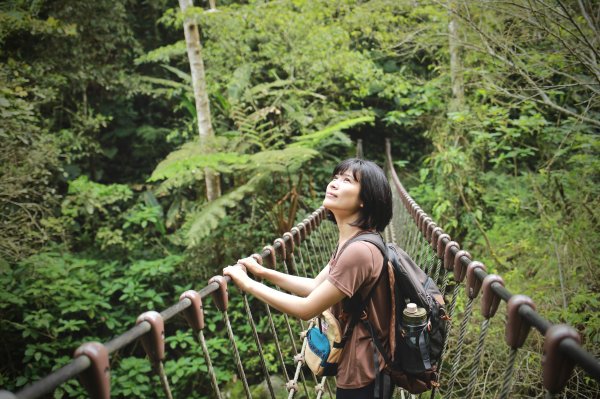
<box><xmin>382</xmin><ymin>138</ymin><xmax>600</xmax><ymax>398</ymax></box>
<box><xmin>1</xmin><ymin>142</ymin><xmax>599</xmax><ymax>398</ymax></box>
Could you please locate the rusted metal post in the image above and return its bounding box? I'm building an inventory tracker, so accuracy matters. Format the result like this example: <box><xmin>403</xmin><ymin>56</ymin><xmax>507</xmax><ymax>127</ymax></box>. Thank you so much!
<box><xmin>73</xmin><ymin>342</ymin><xmax>110</xmax><ymax>399</ymax></box>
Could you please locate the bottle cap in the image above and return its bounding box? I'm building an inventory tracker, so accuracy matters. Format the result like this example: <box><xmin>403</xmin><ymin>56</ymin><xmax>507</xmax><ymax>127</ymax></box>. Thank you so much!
<box><xmin>402</xmin><ymin>303</ymin><xmax>427</xmax><ymax>326</ymax></box>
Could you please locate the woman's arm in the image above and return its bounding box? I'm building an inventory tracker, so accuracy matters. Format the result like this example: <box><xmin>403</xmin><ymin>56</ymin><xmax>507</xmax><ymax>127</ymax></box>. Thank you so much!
<box><xmin>223</xmin><ymin>265</ymin><xmax>345</xmax><ymax>320</ymax></box>
<box><xmin>238</xmin><ymin>256</ymin><xmax>330</xmax><ymax>297</ymax></box>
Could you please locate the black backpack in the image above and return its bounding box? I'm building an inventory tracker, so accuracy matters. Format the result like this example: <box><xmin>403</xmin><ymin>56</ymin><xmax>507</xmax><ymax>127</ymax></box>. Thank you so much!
<box><xmin>348</xmin><ymin>232</ymin><xmax>449</xmax><ymax>395</ymax></box>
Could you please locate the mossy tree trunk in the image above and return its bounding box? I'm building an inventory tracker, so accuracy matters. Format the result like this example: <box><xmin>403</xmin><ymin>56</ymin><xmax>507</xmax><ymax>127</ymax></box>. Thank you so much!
<box><xmin>178</xmin><ymin>0</ymin><xmax>221</xmax><ymax>201</ymax></box>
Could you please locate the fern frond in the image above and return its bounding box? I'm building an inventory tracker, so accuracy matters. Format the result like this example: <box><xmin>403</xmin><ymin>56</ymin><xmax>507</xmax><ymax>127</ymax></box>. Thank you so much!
<box><xmin>290</xmin><ymin>115</ymin><xmax>375</xmax><ymax>148</ymax></box>
<box><xmin>150</xmin><ymin>151</ymin><xmax>248</xmax><ymax>183</ymax></box>
<box><xmin>228</xmin><ymin>64</ymin><xmax>253</xmax><ymax>102</ymax></box>
<box><xmin>155</xmin><ymin>171</ymin><xmax>202</xmax><ymax>196</ymax></box>
<box><xmin>178</xmin><ymin>144</ymin><xmax>318</xmax><ymax>245</ymax></box>
<box><xmin>139</xmin><ymin>76</ymin><xmax>189</xmax><ymax>90</ymax></box>
<box><xmin>248</xmin><ymin>147</ymin><xmax>319</xmax><ymax>173</ymax></box>
<box><xmin>135</xmin><ymin>41</ymin><xmax>187</xmax><ymax>65</ymax></box>
<box><xmin>246</xmin><ymin>79</ymin><xmax>294</xmax><ymax>100</ymax></box>
<box><xmin>185</xmin><ymin>176</ymin><xmax>262</xmax><ymax>245</ymax></box>
<box><xmin>162</xmin><ymin>65</ymin><xmax>192</xmax><ymax>83</ymax></box>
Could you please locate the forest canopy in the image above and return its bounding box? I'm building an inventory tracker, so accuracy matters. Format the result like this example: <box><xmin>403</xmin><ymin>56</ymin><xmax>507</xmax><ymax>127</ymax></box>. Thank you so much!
<box><xmin>0</xmin><ymin>0</ymin><xmax>598</xmax><ymax>397</ymax></box>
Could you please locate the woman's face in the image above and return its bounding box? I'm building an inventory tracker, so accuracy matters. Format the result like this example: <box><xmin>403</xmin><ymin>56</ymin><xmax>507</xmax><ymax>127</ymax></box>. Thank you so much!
<box><xmin>323</xmin><ymin>169</ymin><xmax>362</xmax><ymax>216</ymax></box>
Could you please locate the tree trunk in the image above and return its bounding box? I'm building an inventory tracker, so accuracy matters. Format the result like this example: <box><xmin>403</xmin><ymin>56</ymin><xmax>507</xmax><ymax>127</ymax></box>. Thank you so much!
<box><xmin>448</xmin><ymin>0</ymin><xmax>464</xmax><ymax>112</ymax></box>
<box><xmin>178</xmin><ymin>0</ymin><xmax>221</xmax><ymax>200</ymax></box>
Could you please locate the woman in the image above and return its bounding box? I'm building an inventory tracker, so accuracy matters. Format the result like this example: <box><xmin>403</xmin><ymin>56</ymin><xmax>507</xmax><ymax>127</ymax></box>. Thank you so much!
<box><xmin>224</xmin><ymin>158</ymin><xmax>393</xmax><ymax>399</ymax></box>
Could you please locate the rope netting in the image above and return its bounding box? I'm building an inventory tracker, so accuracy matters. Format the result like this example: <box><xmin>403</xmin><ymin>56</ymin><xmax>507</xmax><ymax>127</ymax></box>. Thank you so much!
<box><xmin>382</xmin><ymin>139</ymin><xmax>600</xmax><ymax>399</ymax></box>
<box><xmin>1</xmin><ymin>141</ymin><xmax>599</xmax><ymax>399</ymax></box>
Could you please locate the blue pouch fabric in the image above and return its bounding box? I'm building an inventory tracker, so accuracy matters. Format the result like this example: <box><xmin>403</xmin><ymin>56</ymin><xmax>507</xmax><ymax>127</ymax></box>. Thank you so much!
<box><xmin>304</xmin><ymin>310</ymin><xmax>342</xmax><ymax>377</ymax></box>
<box><xmin>307</xmin><ymin>327</ymin><xmax>331</xmax><ymax>362</ymax></box>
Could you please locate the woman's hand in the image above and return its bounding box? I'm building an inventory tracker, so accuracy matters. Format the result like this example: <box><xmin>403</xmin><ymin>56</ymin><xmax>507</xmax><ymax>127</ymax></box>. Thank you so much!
<box><xmin>237</xmin><ymin>256</ymin><xmax>265</xmax><ymax>279</ymax></box>
<box><xmin>223</xmin><ymin>264</ymin><xmax>253</xmax><ymax>292</ymax></box>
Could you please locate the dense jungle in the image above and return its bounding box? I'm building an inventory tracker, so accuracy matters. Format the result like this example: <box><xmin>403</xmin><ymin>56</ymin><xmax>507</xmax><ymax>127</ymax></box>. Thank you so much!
<box><xmin>1</xmin><ymin>0</ymin><xmax>598</xmax><ymax>397</ymax></box>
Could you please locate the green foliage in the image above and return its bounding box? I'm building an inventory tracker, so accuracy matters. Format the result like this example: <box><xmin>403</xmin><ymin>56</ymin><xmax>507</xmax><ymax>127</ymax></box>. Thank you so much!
<box><xmin>184</xmin><ymin>176</ymin><xmax>262</xmax><ymax>245</ymax></box>
<box><xmin>148</xmin><ymin>112</ymin><xmax>362</xmax><ymax>244</ymax></box>
<box><xmin>57</xmin><ymin>176</ymin><xmax>176</xmax><ymax>256</ymax></box>
<box><xmin>123</xmin><ymin>203</ymin><xmax>166</xmax><ymax>235</ymax></box>
<box><xmin>0</xmin><ymin>62</ymin><xmax>64</xmax><ymax>262</ymax></box>
<box><xmin>2</xmin><ymin>0</ymin><xmax>599</xmax><ymax>397</ymax></box>
<box><xmin>149</xmin><ymin>147</ymin><xmax>249</xmax><ymax>193</ymax></box>
<box><xmin>62</xmin><ymin>176</ymin><xmax>133</xmax><ymax>217</ymax></box>
<box><xmin>403</xmin><ymin>3</ymin><xmax>600</xmax><ymax>394</ymax></box>
<box><xmin>290</xmin><ymin>115</ymin><xmax>373</xmax><ymax>148</ymax></box>
<box><xmin>0</xmin><ymin>248</ymin><xmax>184</xmax><ymax>392</ymax></box>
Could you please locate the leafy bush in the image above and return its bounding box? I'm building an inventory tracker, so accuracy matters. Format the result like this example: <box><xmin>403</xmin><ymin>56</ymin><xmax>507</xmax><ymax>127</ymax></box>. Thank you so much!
<box><xmin>0</xmin><ymin>249</ymin><xmax>183</xmax><ymax>392</ymax></box>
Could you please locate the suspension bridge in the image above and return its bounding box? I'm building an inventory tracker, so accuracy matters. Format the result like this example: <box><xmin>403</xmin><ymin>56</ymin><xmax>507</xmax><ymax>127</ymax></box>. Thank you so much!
<box><xmin>2</xmin><ymin>140</ymin><xmax>599</xmax><ymax>399</ymax></box>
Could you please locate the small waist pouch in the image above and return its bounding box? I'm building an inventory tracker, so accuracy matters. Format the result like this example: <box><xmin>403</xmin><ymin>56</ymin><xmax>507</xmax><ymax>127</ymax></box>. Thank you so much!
<box><xmin>305</xmin><ymin>310</ymin><xmax>343</xmax><ymax>377</ymax></box>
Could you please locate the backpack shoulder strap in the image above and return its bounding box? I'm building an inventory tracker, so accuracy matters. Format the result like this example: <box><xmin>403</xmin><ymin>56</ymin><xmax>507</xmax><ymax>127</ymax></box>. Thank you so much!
<box><xmin>338</xmin><ymin>232</ymin><xmax>390</xmax><ymax>346</ymax></box>
<box><xmin>341</xmin><ymin>231</ymin><xmax>388</xmax><ymax>310</ymax></box>
<box><xmin>347</xmin><ymin>232</ymin><xmax>387</xmax><ymax>260</ymax></box>
<box><xmin>347</xmin><ymin>232</ymin><xmax>396</xmax><ymax>367</ymax></box>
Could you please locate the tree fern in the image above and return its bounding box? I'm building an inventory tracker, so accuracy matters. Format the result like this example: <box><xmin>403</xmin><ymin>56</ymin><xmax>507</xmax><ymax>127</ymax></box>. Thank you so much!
<box><xmin>290</xmin><ymin>115</ymin><xmax>374</xmax><ymax>148</ymax></box>
<box><xmin>247</xmin><ymin>147</ymin><xmax>318</xmax><ymax>173</ymax></box>
<box><xmin>161</xmin><ymin>65</ymin><xmax>192</xmax><ymax>84</ymax></box>
<box><xmin>178</xmin><ymin>145</ymin><xmax>319</xmax><ymax>245</ymax></box>
<box><xmin>146</xmin><ymin>68</ymin><xmax>374</xmax><ymax>245</ymax></box>
<box><xmin>148</xmin><ymin>143</ymin><xmax>248</xmax><ymax>194</ymax></box>
<box><xmin>184</xmin><ymin>175</ymin><xmax>262</xmax><ymax>245</ymax></box>
<box><xmin>134</xmin><ymin>40</ymin><xmax>187</xmax><ymax>65</ymax></box>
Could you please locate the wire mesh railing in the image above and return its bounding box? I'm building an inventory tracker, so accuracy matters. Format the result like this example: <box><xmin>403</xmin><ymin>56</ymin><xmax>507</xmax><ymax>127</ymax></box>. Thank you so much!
<box><xmin>1</xmin><ymin>141</ymin><xmax>599</xmax><ymax>398</ymax></box>
<box><xmin>382</xmin><ymin>138</ymin><xmax>600</xmax><ymax>398</ymax></box>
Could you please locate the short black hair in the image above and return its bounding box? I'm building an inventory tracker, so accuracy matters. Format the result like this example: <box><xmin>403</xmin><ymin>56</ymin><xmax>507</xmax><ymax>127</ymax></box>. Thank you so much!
<box><xmin>326</xmin><ymin>158</ymin><xmax>393</xmax><ymax>232</ymax></box>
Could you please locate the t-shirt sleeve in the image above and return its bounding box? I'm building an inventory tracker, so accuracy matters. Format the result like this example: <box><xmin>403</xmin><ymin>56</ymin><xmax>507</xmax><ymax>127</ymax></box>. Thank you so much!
<box><xmin>327</xmin><ymin>241</ymin><xmax>376</xmax><ymax>298</ymax></box>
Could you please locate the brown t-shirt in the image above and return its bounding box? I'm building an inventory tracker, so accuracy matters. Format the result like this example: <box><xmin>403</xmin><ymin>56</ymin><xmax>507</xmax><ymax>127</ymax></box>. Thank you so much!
<box><xmin>327</xmin><ymin>237</ymin><xmax>391</xmax><ymax>389</ymax></box>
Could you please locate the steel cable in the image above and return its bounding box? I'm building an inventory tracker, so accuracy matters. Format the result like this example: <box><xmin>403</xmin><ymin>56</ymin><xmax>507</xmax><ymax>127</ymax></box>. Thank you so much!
<box><xmin>416</xmin><ymin>236</ymin><xmax>429</xmax><ymax>272</ymax></box>
<box><xmin>309</xmin><ymin>224</ymin><xmax>328</xmax><ymax>267</ymax></box>
<box><xmin>274</xmin><ymin>260</ymin><xmax>309</xmax><ymax>398</ymax></box>
<box><xmin>440</xmin><ymin>271</ymin><xmax>451</xmax><ymax>297</ymax></box>
<box><xmin>223</xmin><ymin>310</ymin><xmax>253</xmax><ymax>398</ymax></box>
<box><xmin>432</xmin><ymin>258</ymin><xmax>442</xmax><ymax>286</ymax></box>
<box><xmin>155</xmin><ymin>362</ymin><xmax>173</xmax><ymax>399</ymax></box>
<box><xmin>447</xmin><ymin>282</ymin><xmax>461</xmax><ymax>324</ymax></box>
<box><xmin>322</xmin><ymin>221</ymin><xmax>337</xmax><ymax>256</ymax></box>
<box><xmin>309</xmin><ymin>237</ymin><xmax>327</xmax><ymax>273</ymax></box>
<box><xmin>404</xmin><ymin>224</ymin><xmax>418</xmax><ymax>261</ymax></box>
<box><xmin>499</xmin><ymin>348</ymin><xmax>519</xmax><ymax>399</ymax></box>
<box><xmin>465</xmin><ymin>318</ymin><xmax>491</xmax><ymax>399</ymax></box>
<box><xmin>447</xmin><ymin>297</ymin><xmax>475</xmax><ymax>394</ymax></box>
<box><xmin>296</xmin><ymin>245</ymin><xmax>310</xmax><ymax>278</ymax></box>
<box><xmin>411</xmin><ymin>228</ymin><xmax>423</xmax><ymax>261</ymax></box>
<box><xmin>439</xmin><ymin>296</ymin><xmax>473</xmax><ymax>396</ymax></box>
<box><xmin>242</xmin><ymin>294</ymin><xmax>276</xmax><ymax>399</ymax></box>
<box><xmin>264</xmin><ymin>302</ymin><xmax>290</xmax><ymax>383</ymax></box>
<box><xmin>287</xmin><ymin>320</ymin><xmax>314</xmax><ymax>399</ymax></box>
<box><xmin>302</xmin><ymin>241</ymin><xmax>318</xmax><ymax>277</ymax></box>
<box><xmin>195</xmin><ymin>330</ymin><xmax>223</xmax><ymax>399</ymax></box>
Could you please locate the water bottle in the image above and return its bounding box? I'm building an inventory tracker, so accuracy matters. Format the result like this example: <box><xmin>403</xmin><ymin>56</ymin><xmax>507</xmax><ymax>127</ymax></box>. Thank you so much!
<box><xmin>403</xmin><ymin>303</ymin><xmax>427</xmax><ymax>328</ymax></box>
<box><xmin>400</xmin><ymin>303</ymin><xmax>429</xmax><ymax>374</ymax></box>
